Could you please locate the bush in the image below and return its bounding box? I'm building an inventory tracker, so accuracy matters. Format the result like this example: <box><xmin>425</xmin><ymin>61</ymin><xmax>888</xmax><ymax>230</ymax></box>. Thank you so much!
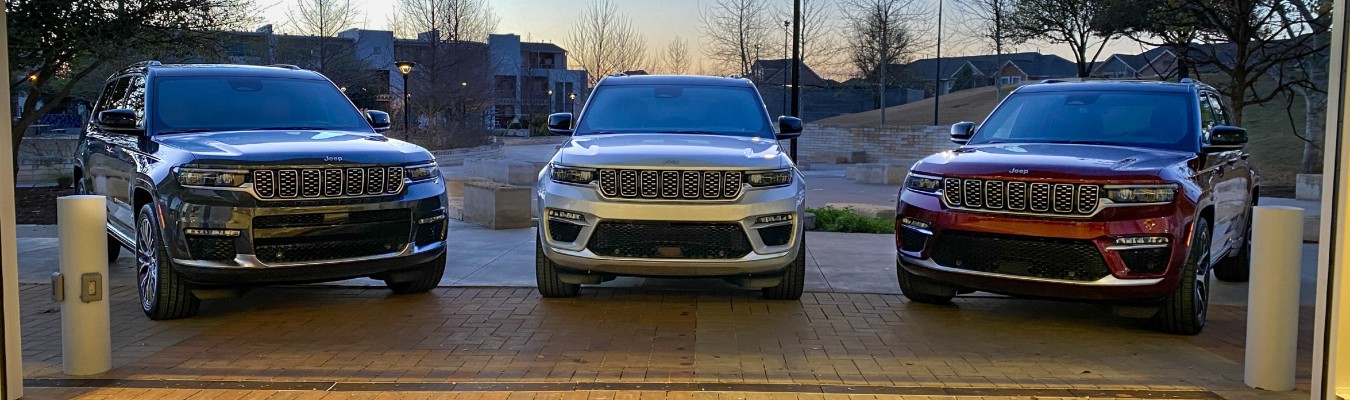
<box><xmin>807</xmin><ymin>207</ymin><xmax>894</xmax><ymax>234</ymax></box>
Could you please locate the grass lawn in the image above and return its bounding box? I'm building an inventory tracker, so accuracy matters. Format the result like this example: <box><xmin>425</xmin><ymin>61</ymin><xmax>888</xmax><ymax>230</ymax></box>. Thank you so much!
<box><xmin>815</xmin><ymin>77</ymin><xmax>1312</xmax><ymax>186</ymax></box>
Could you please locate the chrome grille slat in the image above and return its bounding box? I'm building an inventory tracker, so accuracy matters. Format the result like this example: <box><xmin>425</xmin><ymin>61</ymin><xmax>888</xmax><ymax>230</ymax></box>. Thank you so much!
<box><xmin>254</xmin><ymin>170</ymin><xmax>276</xmax><ymax>198</ymax></box>
<box><xmin>323</xmin><ymin>169</ymin><xmax>343</xmax><ymax>197</ymax></box>
<box><xmin>366</xmin><ymin>167</ymin><xmax>385</xmax><ymax>195</ymax></box>
<box><xmin>385</xmin><ymin>167</ymin><xmax>404</xmax><ymax>194</ymax></box>
<box><xmin>277</xmin><ymin>170</ymin><xmax>299</xmax><ymax>198</ymax></box>
<box><xmin>984</xmin><ymin>180</ymin><xmax>1005</xmax><ymax>209</ymax></box>
<box><xmin>940</xmin><ymin>178</ymin><xmax>1101</xmax><ymax>216</ymax></box>
<box><xmin>345</xmin><ymin>168</ymin><xmax>365</xmax><ymax>196</ymax></box>
<box><xmin>1007</xmin><ymin>182</ymin><xmax>1027</xmax><ymax>211</ymax></box>
<box><xmin>597</xmin><ymin>168</ymin><xmax>744</xmax><ymax>200</ymax></box>
<box><xmin>301</xmin><ymin>169</ymin><xmax>322</xmax><ymax>197</ymax></box>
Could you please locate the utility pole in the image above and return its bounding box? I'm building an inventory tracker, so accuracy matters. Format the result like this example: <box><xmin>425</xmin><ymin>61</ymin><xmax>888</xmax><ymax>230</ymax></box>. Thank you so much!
<box><xmin>933</xmin><ymin>0</ymin><xmax>943</xmax><ymax>126</ymax></box>
<box><xmin>790</xmin><ymin>0</ymin><xmax>801</xmax><ymax>162</ymax></box>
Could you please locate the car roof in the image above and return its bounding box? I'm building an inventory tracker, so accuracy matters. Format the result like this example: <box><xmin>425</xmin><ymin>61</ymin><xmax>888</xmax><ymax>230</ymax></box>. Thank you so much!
<box><xmin>597</xmin><ymin>74</ymin><xmax>757</xmax><ymax>88</ymax></box>
<box><xmin>119</xmin><ymin>63</ymin><xmax>327</xmax><ymax>80</ymax></box>
<box><xmin>1015</xmin><ymin>80</ymin><xmax>1204</xmax><ymax>94</ymax></box>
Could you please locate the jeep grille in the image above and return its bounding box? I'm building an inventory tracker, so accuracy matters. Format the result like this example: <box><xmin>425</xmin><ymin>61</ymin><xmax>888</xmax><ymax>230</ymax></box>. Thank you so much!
<box><xmin>942</xmin><ymin>178</ymin><xmax>1101</xmax><ymax>216</ymax></box>
<box><xmin>598</xmin><ymin>169</ymin><xmax>743</xmax><ymax>200</ymax></box>
<box><xmin>253</xmin><ymin>167</ymin><xmax>405</xmax><ymax>199</ymax></box>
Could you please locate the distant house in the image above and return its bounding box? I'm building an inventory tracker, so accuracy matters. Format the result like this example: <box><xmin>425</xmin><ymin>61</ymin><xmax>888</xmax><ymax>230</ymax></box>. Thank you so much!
<box><xmin>904</xmin><ymin>52</ymin><xmax>1077</xmax><ymax>95</ymax></box>
<box><xmin>749</xmin><ymin>59</ymin><xmax>831</xmax><ymax>88</ymax></box>
<box><xmin>1090</xmin><ymin>48</ymin><xmax>1178</xmax><ymax>79</ymax></box>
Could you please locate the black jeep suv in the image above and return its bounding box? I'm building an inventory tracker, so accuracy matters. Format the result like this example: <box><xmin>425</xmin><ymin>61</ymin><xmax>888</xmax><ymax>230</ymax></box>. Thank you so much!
<box><xmin>75</xmin><ymin>62</ymin><xmax>449</xmax><ymax>320</ymax></box>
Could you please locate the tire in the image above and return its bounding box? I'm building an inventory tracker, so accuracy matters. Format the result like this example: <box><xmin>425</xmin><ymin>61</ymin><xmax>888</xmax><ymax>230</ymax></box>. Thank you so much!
<box><xmin>384</xmin><ymin>253</ymin><xmax>446</xmax><ymax>294</ymax></box>
<box><xmin>897</xmin><ymin>263</ymin><xmax>956</xmax><ymax>304</ymax></box>
<box><xmin>762</xmin><ymin>239</ymin><xmax>806</xmax><ymax>300</ymax></box>
<box><xmin>135</xmin><ymin>204</ymin><xmax>200</xmax><ymax>320</ymax></box>
<box><xmin>108</xmin><ymin>233</ymin><xmax>121</xmax><ymax>263</ymax></box>
<box><xmin>535</xmin><ymin>239</ymin><xmax>580</xmax><ymax>298</ymax></box>
<box><xmin>1156</xmin><ymin>218</ymin><xmax>1212</xmax><ymax>335</ymax></box>
<box><xmin>1214</xmin><ymin>207</ymin><xmax>1252</xmax><ymax>282</ymax></box>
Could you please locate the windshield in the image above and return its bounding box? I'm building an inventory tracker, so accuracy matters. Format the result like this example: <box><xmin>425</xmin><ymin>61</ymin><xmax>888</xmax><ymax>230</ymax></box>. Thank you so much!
<box><xmin>574</xmin><ymin>84</ymin><xmax>772</xmax><ymax>137</ymax></box>
<box><xmin>152</xmin><ymin>76</ymin><xmax>371</xmax><ymax>134</ymax></box>
<box><xmin>968</xmin><ymin>90</ymin><xmax>1198</xmax><ymax>152</ymax></box>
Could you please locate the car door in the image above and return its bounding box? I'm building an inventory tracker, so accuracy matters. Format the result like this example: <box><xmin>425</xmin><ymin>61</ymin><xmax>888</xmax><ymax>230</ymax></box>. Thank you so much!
<box><xmin>85</xmin><ymin>76</ymin><xmax>133</xmax><ymax>235</ymax></box>
<box><xmin>103</xmin><ymin>74</ymin><xmax>148</xmax><ymax>233</ymax></box>
<box><xmin>1201</xmin><ymin>91</ymin><xmax>1247</xmax><ymax>257</ymax></box>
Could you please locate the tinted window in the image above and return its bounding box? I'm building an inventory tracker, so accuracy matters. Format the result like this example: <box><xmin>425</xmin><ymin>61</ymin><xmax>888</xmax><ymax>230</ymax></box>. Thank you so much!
<box><xmin>93</xmin><ymin>77</ymin><xmax>131</xmax><ymax>116</ymax></box>
<box><xmin>121</xmin><ymin>76</ymin><xmax>147</xmax><ymax>127</ymax></box>
<box><xmin>151</xmin><ymin>76</ymin><xmax>370</xmax><ymax>134</ymax></box>
<box><xmin>969</xmin><ymin>90</ymin><xmax>1198</xmax><ymax>152</ymax></box>
<box><xmin>574</xmin><ymin>85</ymin><xmax>771</xmax><ymax>137</ymax></box>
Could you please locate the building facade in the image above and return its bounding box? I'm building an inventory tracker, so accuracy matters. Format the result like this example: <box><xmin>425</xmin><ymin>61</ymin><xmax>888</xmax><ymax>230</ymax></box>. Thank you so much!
<box><xmin>488</xmin><ymin>34</ymin><xmax>588</xmax><ymax>129</ymax></box>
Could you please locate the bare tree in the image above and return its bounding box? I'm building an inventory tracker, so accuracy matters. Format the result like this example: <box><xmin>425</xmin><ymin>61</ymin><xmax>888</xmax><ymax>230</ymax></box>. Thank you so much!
<box><xmin>7</xmin><ymin>0</ymin><xmax>257</xmax><ymax>165</ymax></box>
<box><xmin>1007</xmin><ymin>0</ymin><xmax>1121</xmax><ymax>77</ymax></box>
<box><xmin>285</xmin><ymin>0</ymin><xmax>362</xmax><ymax>37</ymax></box>
<box><xmin>393</xmin><ymin>0</ymin><xmax>499</xmax><ymax>41</ymax></box>
<box><xmin>566</xmin><ymin>0</ymin><xmax>648</xmax><ymax>86</ymax></box>
<box><xmin>952</xmin><ymin>0</ymin><xmax>1022</xmax><ymax>95</ymax></box>
<box><xmin>842</xmin><ymin>0</ymin><xmax>926</xmax><ymax>123</ymax></box>
<box><xmin>700</xmin><ymin>0</ymin><xmax>773</xmax><ymax>76</ymax></box>
<box><xmin>779</xmin><ymin>0</ymin><xmax>847</xmax><ymax>76</ymax></box>
<box><xmin>1271</xmin><ymin>0</ymin><xmax>1330</xmax><ymax>174</ymax></box>
<box><xmin>660</xmin><ymin>37</ymin><xmax>691</xmax><ymax>75</ymax></box>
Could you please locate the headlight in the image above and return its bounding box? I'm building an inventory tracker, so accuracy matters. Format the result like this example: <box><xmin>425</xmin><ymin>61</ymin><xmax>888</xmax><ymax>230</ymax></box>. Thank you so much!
<box><xmin>746</xmin><ymin>169</ymin><xmax>793</xmax><ymax>187</ymax></box>
<box><xmin>905</xmin><ymin>174</ymin><xmax>942</xmax><ymax>194</ymax></box>
<box><xmin>175</xmin><ymin>167</ymin><xmax>247</xmax><ymax>188</ymax></box>
<box><xmin>1105</xmin><ymin>184</ymin><xmax>1176</xmax><ymax>203</ymax></box>
<box><xmin>550</xmin><ymin>165</ymin><xmax>596</xmax><ymax>184</ymax></box>
<box><xmin>406</xmin><ymin>162</ymin><xmax>440</xmax><ymax>182</ymax></box>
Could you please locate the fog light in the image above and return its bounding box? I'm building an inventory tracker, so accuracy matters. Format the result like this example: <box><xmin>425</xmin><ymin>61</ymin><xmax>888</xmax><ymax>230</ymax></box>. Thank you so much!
<box><xmin>548</xmin><ymin>209</ymin><xmax>585</xmax><ymax>222</ymax></box>
<box><xmin>184</xmin><ymin>228</ymin><xmax>240</xmax><ymax>237</ymax></box>
<box><xmin>900</xmin><ymin>217</ymin><xmax>931</xmax><ymax>230</ymax></box>
<box><xmin>417</xmin><ymin>214</ymin><xmax>447</xmax><ymax>225</ymax></box>
<box><xmin>1114</xmin><ymin>236</ymin><xmax>1169</xmax><ymax>246</ymax></box>
<box><xmin>756</xmin><ymin>213</ymin><xmax>793</xmax><ymax>224</ymax></box>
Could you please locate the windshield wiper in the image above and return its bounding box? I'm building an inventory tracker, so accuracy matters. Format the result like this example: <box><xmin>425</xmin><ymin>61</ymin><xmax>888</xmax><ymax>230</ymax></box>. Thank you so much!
<box><xmin>244</xmin><ymin>126</ymin><xmax>333</xmax><ymax>131</ymax></box>
<box><xmin>158</xmin><ymin>128</ymin><xmax>217</xmax><ymax>134</ymax></box>
<box><xmin>658</xmin><ymin>130</ymin><xmax>723</xmax><ymax>135</ymax></box>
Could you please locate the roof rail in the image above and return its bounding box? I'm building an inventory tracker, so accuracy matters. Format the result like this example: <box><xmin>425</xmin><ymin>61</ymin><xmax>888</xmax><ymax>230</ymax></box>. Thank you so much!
<box><xmin>611</xmin><ymin>72</ymin><xmax>627</xmax><ymax>77</ymax></box>
<box><xmin>267</xmin><ymin>64</ymin><xmax>302</xmax><ymax>70</ymax></box>
<box><xmin>130</xmin><ymin>60</ymin><xmax>162</xmax><ymax>68</ymax></box>
<box><xmin>1039</xmin><ymin>79</ymin><xmax>1065</xmax><ymax>84</ymax></box>
<box><xmin>727</xmin><ymin>74</ymin><xmax>742</xmax><ymax>79</ymax></box>
<box><xmin>1179</xmin><ymin>77</ymin><xmax>1196</xmax><ymax>84</ymax></box>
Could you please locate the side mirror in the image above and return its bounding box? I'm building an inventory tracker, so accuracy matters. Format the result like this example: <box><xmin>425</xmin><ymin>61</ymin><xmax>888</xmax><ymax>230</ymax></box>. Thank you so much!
<box><xmin>950</xmin><ymin>121</ymin><xmax>976</xmax><ymax>144</ymax></box>
<box><xmin>366</xmin><ymin>110</ymin><xmax>392</xmax><ymax>132</ymax></box>
<box><xmin>776</xmin><ymin>116</ymin><xmax>803</xmax><ymax>139</ymax></box>
<box><xmin>97</xmin><ymin>109</ymin><xmax>141</xmax><ymax>134</ymax></box>
<box><xmin>1204</xmin><ymin>125</ymin><xmax>1247</xmax><ymax>152</ymax></box>
<box><xmin>547</xmin><ymin>112</ymin><xmax>573</xmax><ymax>135</ymax></box>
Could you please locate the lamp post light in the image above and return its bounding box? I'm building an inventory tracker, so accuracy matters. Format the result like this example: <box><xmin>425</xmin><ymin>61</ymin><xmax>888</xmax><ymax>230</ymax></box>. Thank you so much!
<box><xmin>568</xmin><ymin>92</ymin><xmax>577</xmax><ymax>114</ymax></box>
<box><xmin>395</xmin><ymin>61</ymin><xmax>415</xmax><ymax>138</ymax></box>
<box><xmin>547</xmin><ymin>89</ymin><xmax>554</xmax><ymax>113</ymax></box>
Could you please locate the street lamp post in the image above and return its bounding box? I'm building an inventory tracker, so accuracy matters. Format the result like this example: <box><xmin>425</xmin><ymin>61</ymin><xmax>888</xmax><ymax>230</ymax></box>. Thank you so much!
<box><xmin>395</xmin><ymin>61</ymin><xmax>415</xmax><ymax>138</ymax></box>
<box><xmin>547</xmin><ymin>89</ymin><xmax>554</xmax><ymax>113</ymax></box>
<box><xmin>568</xmin><ymin>92</ymin><xmax>577</xmax><ymax>114</ymax></box>
<box><xmin>782</xmin><ymin>20</ymin><xmax>789</xmax><ymax>116</ymax></box>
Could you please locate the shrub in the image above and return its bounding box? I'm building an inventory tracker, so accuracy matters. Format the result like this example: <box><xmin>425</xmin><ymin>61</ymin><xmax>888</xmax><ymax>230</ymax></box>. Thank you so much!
<box><xmin>807</xmin><ymin>207</ymin><xmax>895</xmax><ymax>234</ymax></box>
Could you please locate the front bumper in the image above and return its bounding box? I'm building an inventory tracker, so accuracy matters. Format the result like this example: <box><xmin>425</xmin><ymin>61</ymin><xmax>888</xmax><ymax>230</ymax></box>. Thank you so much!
<box><xmin>160</xmin><ymin>179</ymin><xmax>449</xmax><ymax>285</ymax></box>
<box><xmin>896</xmin><ymin>188</ymin><xmax>1193</xmax><ymax>301</ymax></box>
<box><xmin>536</xmin><ymin>178</ymin><xmax>805</xmax><ymax>277</ymax></box>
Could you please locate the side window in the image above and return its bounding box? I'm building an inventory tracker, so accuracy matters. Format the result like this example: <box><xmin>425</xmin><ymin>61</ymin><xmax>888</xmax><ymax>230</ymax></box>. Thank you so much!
<box><xmin>122</xmin><ymin>75</ymin><xmax>147</xmax><ymax>127</ymax></box>
<box><xmin>1207</xmin><ymin>94</ymin><xmax>1228</xmax><ymax>126</ymax></box>
<box><xmin>92</xmin><ymin>77</ymin><xmax>130</xmax><ymax>116</ymax></box>
<box><xmin>1198</xmin><ymin>93</ymin><xmax>1216</xmax><ymax>133</ymax></box>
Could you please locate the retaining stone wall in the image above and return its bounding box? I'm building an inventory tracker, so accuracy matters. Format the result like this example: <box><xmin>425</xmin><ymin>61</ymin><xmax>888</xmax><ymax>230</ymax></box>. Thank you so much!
<box><xmin>798</xmin><ymin>124</ymin><xmax>955</xmax><ymax>164</ymax></box>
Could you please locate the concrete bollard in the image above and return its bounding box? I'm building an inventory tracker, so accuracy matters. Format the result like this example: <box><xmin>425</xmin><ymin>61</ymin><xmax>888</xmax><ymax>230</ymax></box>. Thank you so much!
<box><xmin>1245</xmin><ymin>205</ymin><xmax>1305</xmax><ymax>391</ymax></box>
<box><xmin>56</xmin><ymin>195</ymin><xmax>111</xmax><ymax>376</ymax></box>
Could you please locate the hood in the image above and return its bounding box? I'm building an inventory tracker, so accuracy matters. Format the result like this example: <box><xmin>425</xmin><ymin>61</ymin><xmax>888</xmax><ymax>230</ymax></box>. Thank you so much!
<box><xmin>553</xmin><ymin>133</ymin><xmax>789</xmax><ymax>170</ymax></box>
<box><xmin>155</xmin><ymin>130</ymin><xmax>434</xmax><ymax>166</ymax></box>
<box><xmin>914</xmin><ymin>143</ymin><xmax>1196</xmax><ymax>181</ymax></box>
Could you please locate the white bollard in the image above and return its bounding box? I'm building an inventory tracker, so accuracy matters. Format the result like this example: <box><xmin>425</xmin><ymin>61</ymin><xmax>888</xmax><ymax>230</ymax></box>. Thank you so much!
<box><xmin>1244</xmin><ymin>205</ymin><xmax>1305</xmax><ymax>391</ymax></box>
<box><xmin>56</xmin><ymin>195</ymin><xmax>111</xmax><ymax>376</ymax></box>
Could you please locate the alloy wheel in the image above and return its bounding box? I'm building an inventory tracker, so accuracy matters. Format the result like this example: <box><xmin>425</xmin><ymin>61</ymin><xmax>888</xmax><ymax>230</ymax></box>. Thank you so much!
<box><xmin>136</xmin><ymin>216</ymin><xmax>159</xmax><ymax>311</ymax></box>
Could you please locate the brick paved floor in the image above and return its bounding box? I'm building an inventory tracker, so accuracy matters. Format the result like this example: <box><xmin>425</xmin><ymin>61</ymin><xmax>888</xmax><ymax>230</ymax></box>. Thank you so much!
<box><xmin>14</xmin><ymin>283</ymin><xmax>1312</xmax><ymax>399</ymax></box>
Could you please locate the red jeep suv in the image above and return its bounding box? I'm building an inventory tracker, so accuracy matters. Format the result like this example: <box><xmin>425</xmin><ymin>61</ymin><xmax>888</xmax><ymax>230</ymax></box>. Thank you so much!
<box><xmin>895</xmin><ymin>80</ymin><xmax>1257</xmax><ymax>334</ymax></box>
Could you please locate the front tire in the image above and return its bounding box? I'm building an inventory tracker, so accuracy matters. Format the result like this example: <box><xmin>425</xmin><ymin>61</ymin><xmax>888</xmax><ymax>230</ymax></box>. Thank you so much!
<box><xmin>535</xmin><ymin>239</ymin><xmax>580</xmax><ymax>298</ymax></box>
<box><xmin>384</xmin><ymin>253</ymin><xmax>446</xmax><ymax>294</ymax></box>
<box><xmin>1156</xmin><ymin>218</ymin><xmax>1212</xmax><ymax>335</ymax></box>
<box><xmin>761</xmin><ymin>239</ymin><xmax>806</xmax><ymax>300</ymax></box>
<box><xmin>1215</xmin><ymin>207</ymin><xmax>1253</xmax><ymax>282</ymax></box>
<box><xmin>897</xmin><ymin>263</ymin><xmax>957</xmax><ymax>304</ymax></box>
<box><xmin>136</xmin><ymin>204</ymin><xmax>199</xmax><ymax>320</ymax></box>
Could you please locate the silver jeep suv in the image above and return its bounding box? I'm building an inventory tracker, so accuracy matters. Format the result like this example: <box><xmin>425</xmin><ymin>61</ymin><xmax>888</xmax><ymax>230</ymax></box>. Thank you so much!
<box><xmin>535</xmin><ymin>75</ymin><xmax>807</xmax><ymax>299</ymax></box>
